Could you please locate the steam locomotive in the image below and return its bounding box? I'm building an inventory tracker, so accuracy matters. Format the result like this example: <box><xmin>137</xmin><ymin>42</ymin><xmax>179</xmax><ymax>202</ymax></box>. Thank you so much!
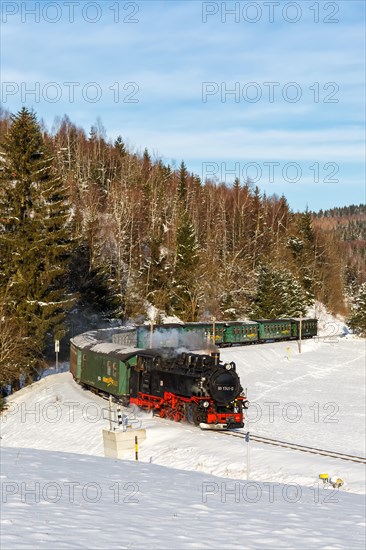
<box><xmin>70</xmin><ymin>335</ymin><xmax>246</xmax><ymax>429</ymax></box>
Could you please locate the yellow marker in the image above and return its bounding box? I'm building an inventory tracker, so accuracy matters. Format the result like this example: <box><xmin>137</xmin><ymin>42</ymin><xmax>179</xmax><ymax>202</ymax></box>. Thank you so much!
<box><xmin>330</xmin><ymin>476</ymin><xmax>344</xmax><ymax>488</ymax></box>
<box><xmin>286</xmin><ymin>347</ymin><xmax>291</xmax><ymax>361</ymax></box>
<box><xmin>319</xmin><ymin>473</ymin><xmax>329</xmax><ymax>483</ymax></box>
<box><xmin>135</xmin><ymin>435</ymin><xmax>138</xmax><ymax>461</ymax></box>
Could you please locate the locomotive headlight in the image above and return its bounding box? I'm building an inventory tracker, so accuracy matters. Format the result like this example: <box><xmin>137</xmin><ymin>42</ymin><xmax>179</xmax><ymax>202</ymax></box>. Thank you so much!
<box><xmin>203</xmin><ymin>401</ymin><xmax>209</xmax><ymax>408</ymax></box>
<box><xmin>225</xmin><ymin>363</ymin><xmax>232</xmax><ymax>370</ymax></box>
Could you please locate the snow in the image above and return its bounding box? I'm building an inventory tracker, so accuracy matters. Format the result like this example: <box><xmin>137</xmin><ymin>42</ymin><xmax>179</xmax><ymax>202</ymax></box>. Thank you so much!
<box><xmin>146</xmin><ymin>302</ymin><xmax>184</xmax><ymax>325</ymax></box>
<box><xmin>307</xmin><ymin>301</ymin><xmax>349</xmax><ymax>338</ymax></box>
<box><xmin>1</xmin><ymin>334</ymin><xmax>365</xmax><ymax>549</ymax></box>
<box><xmin>2</xmin><ymin>447</ymin><xmax>365</xmax><ymax>550</ymax></box>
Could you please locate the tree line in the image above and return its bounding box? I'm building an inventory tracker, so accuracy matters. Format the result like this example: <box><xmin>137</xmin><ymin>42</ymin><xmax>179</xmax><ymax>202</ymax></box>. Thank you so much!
<box><xmin>1</xmin><ymin>108</ymin><xmax>365</xmax><ymax>398</ymax></box>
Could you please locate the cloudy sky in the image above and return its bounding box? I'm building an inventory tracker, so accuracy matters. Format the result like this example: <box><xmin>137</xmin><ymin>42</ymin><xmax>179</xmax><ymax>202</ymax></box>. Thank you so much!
<box><xmin>1</xmin><ymin>0</ymin><xmax>365</xmax><ymax>211</ymax></box>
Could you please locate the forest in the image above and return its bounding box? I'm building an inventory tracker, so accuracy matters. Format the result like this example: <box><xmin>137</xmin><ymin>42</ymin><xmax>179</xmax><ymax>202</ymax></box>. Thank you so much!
<box><xmin>0</xmin><ymin>108</ymin><xmax>365</xmax><ymax>395</ymax></box>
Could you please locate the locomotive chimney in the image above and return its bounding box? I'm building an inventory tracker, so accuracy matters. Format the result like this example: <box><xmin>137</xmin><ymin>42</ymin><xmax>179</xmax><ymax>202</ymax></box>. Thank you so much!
<box><xmin>211</xmin><ymin>351</ymin><xmax>220</xmax><ymax>365</ymax></box>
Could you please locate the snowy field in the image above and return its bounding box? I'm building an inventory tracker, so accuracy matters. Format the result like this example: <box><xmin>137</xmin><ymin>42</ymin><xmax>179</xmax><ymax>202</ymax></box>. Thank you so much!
<box><xmin>1</xmin><ymin>334</ymin><xmax>365</xmax><ymax>549</ymax></box>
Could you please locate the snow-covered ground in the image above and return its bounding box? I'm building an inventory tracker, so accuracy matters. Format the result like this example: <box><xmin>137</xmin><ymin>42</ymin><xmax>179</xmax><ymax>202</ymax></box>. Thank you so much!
<box><xmin>1</xmin><ymin>335</ymin><xmax>365</xmax><ymax>548</ymax></box>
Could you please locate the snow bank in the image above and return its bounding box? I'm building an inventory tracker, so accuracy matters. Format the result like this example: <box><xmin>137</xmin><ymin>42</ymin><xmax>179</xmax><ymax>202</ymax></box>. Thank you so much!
<box><xmin>1</xmin><ymin>446</ymin><xmax>365</xmax><ymax>550</ymax></box>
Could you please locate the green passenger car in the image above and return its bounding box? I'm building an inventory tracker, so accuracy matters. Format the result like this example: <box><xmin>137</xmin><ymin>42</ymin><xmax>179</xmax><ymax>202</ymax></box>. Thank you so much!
<box><xmin>254</xmin><ymin>319</ymin><xmax>292</xmax><ymax>341</ymax></box>
<box><xmin>182</xmin><ymin>322</ymin><xmax>227</xmax><ymax>346</ymax></box>
<box><xmin>223</xmin><ymin>321</ymin><xmax>259</xmax><ymax>345</ymax></box>
<box><xmin>70</xmin><ymin>342</ymin><xmax>138</xmax><ymax>401</ymax></box>
<box><xmin>290</xmin><ymin>318</ymin><xmax>318</xmax><ymax>339</ymax></box>
<box><xmin>136</xmin><ymin>324</ymin><xmax>183</xmax><ymax>349</ymax></box>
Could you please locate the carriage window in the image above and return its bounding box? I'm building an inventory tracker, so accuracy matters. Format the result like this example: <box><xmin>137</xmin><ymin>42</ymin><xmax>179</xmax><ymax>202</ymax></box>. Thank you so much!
<box><xmin>112</xmin><ymin>362</ymin><xmax>117</xmax><ymax>377</ymax></box>
<box><xmin>82</xmin><ymin>354</ymin><xmax>86</xmax><ymax>367</ymax></box>
<box><xmin>107</xmin><ymin>361</ymin><xmax>112</xmax><ymax>376</ymax></box>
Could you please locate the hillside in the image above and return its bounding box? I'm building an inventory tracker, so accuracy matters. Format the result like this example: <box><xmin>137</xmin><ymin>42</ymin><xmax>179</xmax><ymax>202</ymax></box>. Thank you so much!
<box><xmin>1</xmin><ymin>334</ymin><xmax>365</xmax><ymax>549</ymax></box>
<box><xmin>1</xmin><ymin>109</ymin><xmax>364</xmax><ymax>397</ymax></box>
<box><xmin>312</xmin><ymin>204</ymin><xmax>366</xmax><ymax>292</ymax></box>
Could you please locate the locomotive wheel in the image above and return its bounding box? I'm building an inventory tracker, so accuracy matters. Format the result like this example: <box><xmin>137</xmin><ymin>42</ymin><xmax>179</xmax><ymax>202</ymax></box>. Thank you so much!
<box><xmin>173</xmin><ymin>411</ymin><xmax>182</xmax><ymax>422</ymax></box>
<box><xmin>192</xmin><ymin>406</ymin><xmax>206</xmax><ymax>426</ymax></box>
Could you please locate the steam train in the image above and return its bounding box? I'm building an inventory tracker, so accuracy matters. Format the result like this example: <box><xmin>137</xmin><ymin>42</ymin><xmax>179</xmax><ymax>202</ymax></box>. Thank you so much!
<box><xmin>70</xmin><ymin>334</ymin><xmax>246</xmax><ymax>429</ymax></box>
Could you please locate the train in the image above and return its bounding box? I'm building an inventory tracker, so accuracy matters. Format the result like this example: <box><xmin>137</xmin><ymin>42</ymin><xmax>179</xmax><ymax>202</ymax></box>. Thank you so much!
<box><xmin>70</xmin><ymin>334</ymin><xmax>247</xmax><ymax>430</ymax></box>
<box><xmin>70</xmin><ymin>317</ymin><xmax>317</xmax><ymax>430</ymax></box>
<box><xmin>135</xmin><ymin>318</ymin><xmax>318</xmax><ymax>349</ymax></box>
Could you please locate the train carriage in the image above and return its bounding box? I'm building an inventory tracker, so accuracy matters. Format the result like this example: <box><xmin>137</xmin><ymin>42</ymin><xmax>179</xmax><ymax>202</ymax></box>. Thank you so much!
<box><xmin>70</xmin><ymin>341</ymin><xmax>139</xmax><ymax>403</ymax></box>
<box><xmin>136</xmin><ymin>323</ymin><xmax>183</xmax><ymax>349</ymax></box>
<box><xmin>254</xmin><ymin>318</ymin><xmax>292</xmax><ymax>342</ymax></box>
<box><xmin>181</xmin><ymin>322</ymin><xmax>227</xmax><ymax>346</ymax></box>
<box><xmin>223</xmin><ymin>321</ymin><xmax>259</xmax><ymax>345</ymax></box>
<box><xmin>290</xmin><ymin>318</ymin><xmax>318</xmax><ymax>339</ymax></box>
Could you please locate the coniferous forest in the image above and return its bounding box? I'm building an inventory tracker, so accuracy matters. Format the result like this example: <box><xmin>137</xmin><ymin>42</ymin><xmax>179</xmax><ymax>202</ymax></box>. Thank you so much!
<box><xmin>1</xmin><ymin>108</ymin><xmax>365</xmax><ymax>394</ymax></box>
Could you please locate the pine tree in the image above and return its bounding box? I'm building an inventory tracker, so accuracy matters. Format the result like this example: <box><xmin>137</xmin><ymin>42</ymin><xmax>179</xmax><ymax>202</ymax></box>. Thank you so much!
<box><xmin>250</xmin><ymin>264</ymin><xmax>307</xmax><ymax>318</ymax></box>
<box><xmin>348</xmin><ymin>282</ymin><xmax>366</xmax><ymax>336</ymax></box>
<box><xmin>0</xmin><ymin>108</ymin><xmax>73</xmax><ymax>368</ymax></box>
<box><xmin>170</xmin><ymin>210</ymin><xmax>200</xmax><ymax>321</ymax></box>
<box><xmin>66</xmin><ymin>243</ymin><xmax>120</xmax><ymax>333</ymax></box>
<box><xmin>114</xmin><ymin>135</ymin><xmax>126</xmax><ymax>157</ymax></box>
<box><xmin>280</xmin><ymin>269</ymin><xmax>307</xmax><ymax>316</ymax></box>
<box><xmin>287</xmin><ymin>209</ymin><xmax>316</xmax><ymax>304</ymax></box>
<box><xmin>143</xmin><ymin>226</ymin><xmax>173</xmax><ymax>313</ymax></box>
<box><xmin>178</xmin><ymin>161</ymin><xmax>188</xmax><ymax>201</ymax></box>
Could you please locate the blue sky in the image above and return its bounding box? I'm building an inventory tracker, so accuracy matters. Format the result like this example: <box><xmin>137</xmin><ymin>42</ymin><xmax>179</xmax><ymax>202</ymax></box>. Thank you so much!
<box><xmin>1</xmin><ymin>0</ymin><xmax>365</xmax><ymax>211</ymax></box>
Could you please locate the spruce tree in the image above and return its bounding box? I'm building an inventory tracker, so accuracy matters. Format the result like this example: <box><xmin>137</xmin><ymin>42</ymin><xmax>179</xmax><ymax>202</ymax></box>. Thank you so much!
<box><xmin>287</xmin><ymin>209</ymin><xmax>316</xmax><ymax>304</ymax></box>
<box><xmin>250</xmin><ymin>264</ymin><xmax>307</xmax><ymax>318</ymax></box>
<box><xmin>178</xmin><ymin>161</ymin><xmax>188</xmax><ymax>201</ymax></box>
<box><xmin>171</xmin><ymin>210</ymin><xmax>200</xmax><ymax>321</ymax></box>
<box><xmin>114</xmin><ymin>135</ymin><xmax>126</xmax><ymax>157</ymax></box>
<box><xmin>0</xmin><ymin>108</ymin><xmax>73</xmax><ymax>368</ymax></box>
<box><xmin>144</xmin><ymin>225</ymin><xmax>173</xmax><ymax>313</ymax></box>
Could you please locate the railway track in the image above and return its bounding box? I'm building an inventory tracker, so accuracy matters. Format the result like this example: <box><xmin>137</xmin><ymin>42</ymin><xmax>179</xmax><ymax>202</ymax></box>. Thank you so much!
<box><xmin>216</xmin><ymin>431</ymin><xmax>366</xmax><ymax>464</ymax></box>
